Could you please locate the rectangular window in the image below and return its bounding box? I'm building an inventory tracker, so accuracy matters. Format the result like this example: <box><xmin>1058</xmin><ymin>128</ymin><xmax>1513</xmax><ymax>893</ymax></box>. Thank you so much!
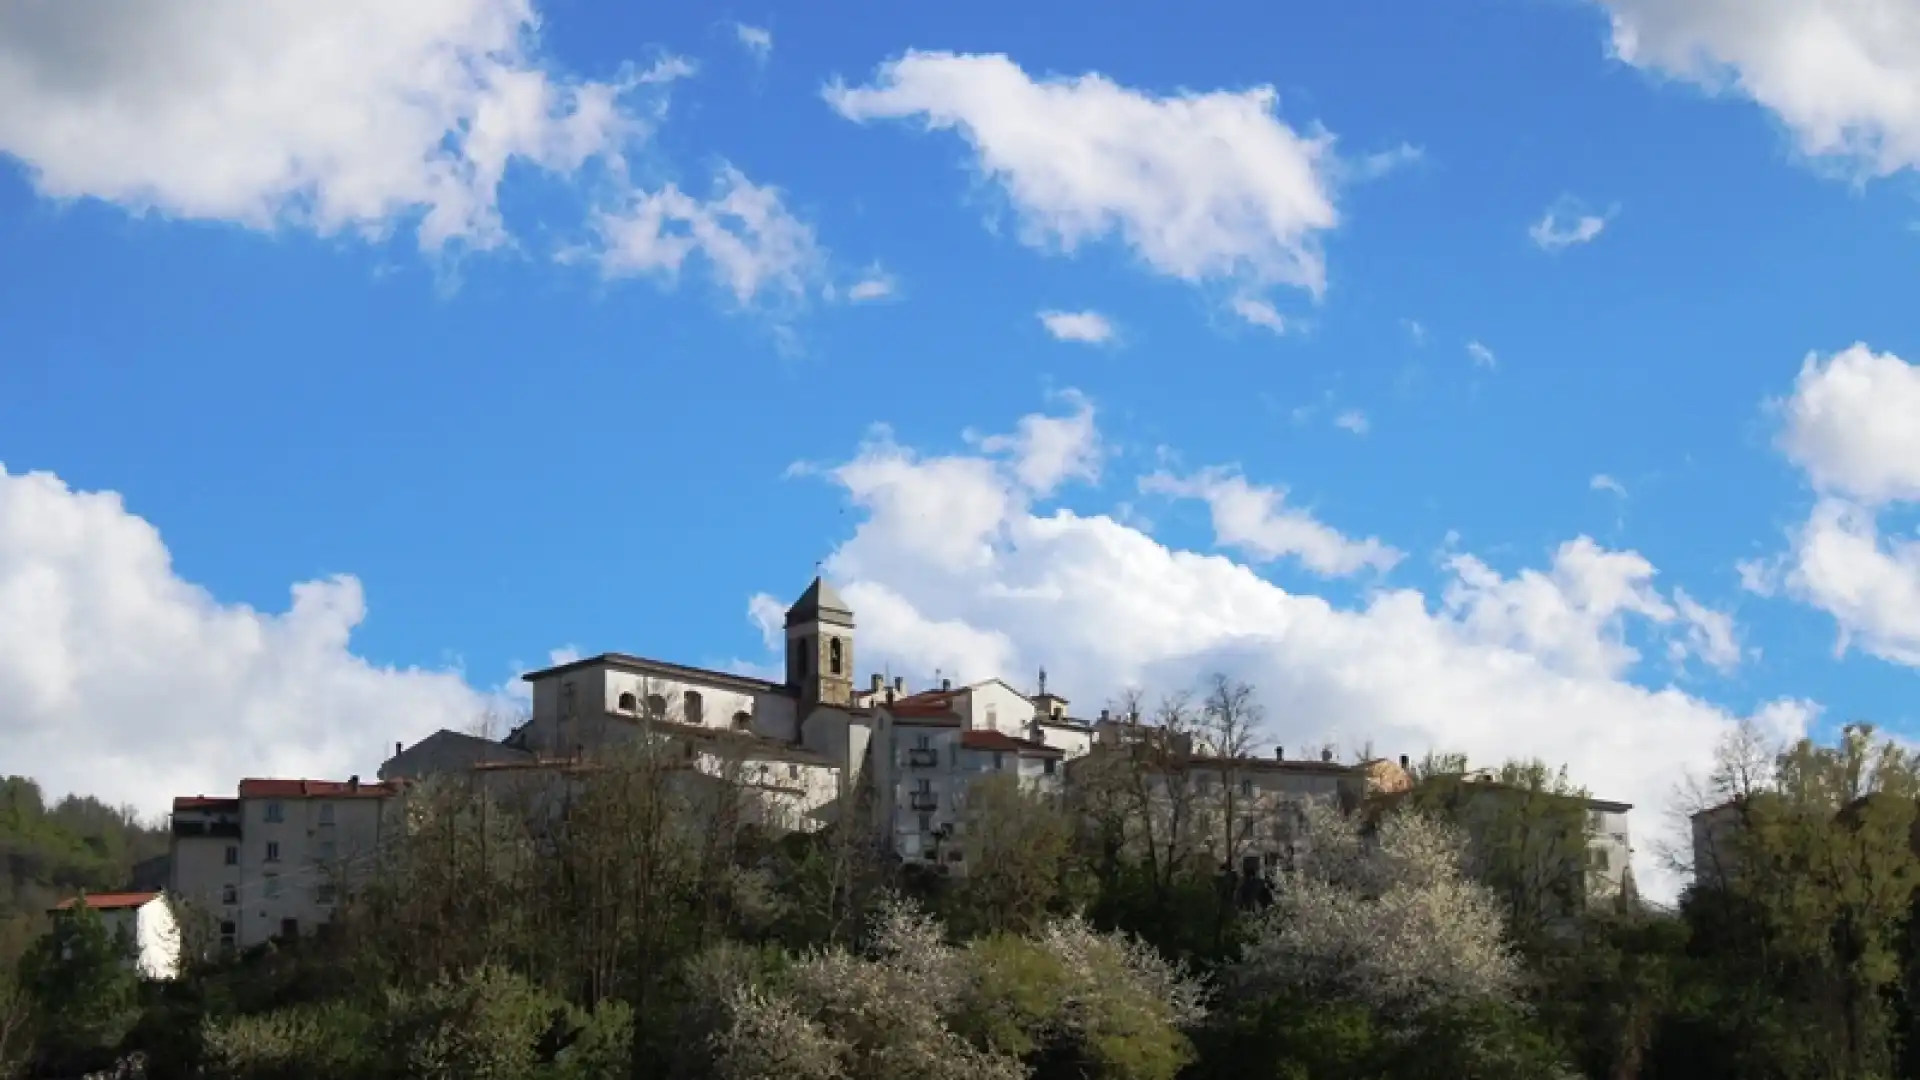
<box><xmin>1240</xmin><ymin>779</ymin><xmax>1254</xmax><ymax>797</ymax></box>
<box><xmin>264</xmin><ymin>801</ymin><xmax>284</xmax><ymax>824</ymax></box>
<box><xmin>218</xmin><ymin>921</ymin><xmax>236</xmax><ymax>951</ymax></box>
<box><xmin>918</xmin><ymin>813</ymin><xmax>933</xmax><ymax>834</ymax></box>
<box><xmin>315</xmin><ymin>883</ymin><xmax>337</xmax><ymax>906</ymax></box>
<box><xmin>263</xmin><ymin>874</ymin><xmax>280</xmax><ymax>899</ymax></box>
<box><xmin>915</xmin><ymin>733</ymin><xmax>931</xmax><ymax>750</ymax></box>
<box><xmin>992</xmin><ymin>752</ymin><xmax>1005</xmax><ymax>770</ymax></box>
<box><xmin>221</xmin><ymin>884</ymin><xmax>237</xmax><ymax>905</ymax></box>
<box><xmin>985</xmin><ymin>705</ymin><xmax>998</xmax><ymax>728</ymax></box>
<box><xmin>265</xmin><ymin>841</ymin><xmax>281</xmax><ymax>863</ymax></box>
<box><xmin>787</xmin><ymin>764</ymin><xmax>800</xmax><ymax>780</ymax></box>
<box><xmin>915</xmin><ymin>778</ymin><xmax>932</xmax><ymax>794</ymax></box>
<box><xmin>280</xmin><ymin>918</ymin><xmax>298</xmax><ymax>940</ymax></box>
<box><xmin>224</xmin><ymin>845</ymin><xmax>238</xmax><ymax>866</ymax></box>
<box><xmin>317</xmin><ymin>802</ymin><xmax>335</xmax><ymax>826</ymax></box>
<box><xmin>1043</xmin><ymin>758</ymin><xmax>1056</xmax><ymax>775</ymax></box>
<box><xmin>1590</xmin><ymin>847</ymin><xmax>1611</xmax><ymax>871</ymax></box>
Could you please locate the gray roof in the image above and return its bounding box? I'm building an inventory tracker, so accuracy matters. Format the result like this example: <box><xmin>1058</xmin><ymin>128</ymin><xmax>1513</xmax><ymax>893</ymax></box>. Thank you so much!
<box><xmin>785</xmin><ymin>576</ymin><xmax>853</xmax><ymax>627</ymax></box>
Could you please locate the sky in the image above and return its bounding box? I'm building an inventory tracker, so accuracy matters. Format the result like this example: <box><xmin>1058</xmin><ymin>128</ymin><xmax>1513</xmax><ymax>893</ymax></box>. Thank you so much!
<box><xmin>3</xmin><ymin>0</ymin><xmax>1920</xmax><ymax>903</ymax></box>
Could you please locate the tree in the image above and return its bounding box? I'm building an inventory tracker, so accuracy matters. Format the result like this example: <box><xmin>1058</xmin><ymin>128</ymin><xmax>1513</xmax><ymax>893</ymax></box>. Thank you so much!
<box><xmin>17</xmin><ymin>901</ymin><xmax>141</xmax><ymax>1072</ymax></box>
<box><xmin>950</xmin><ymin>772</ymin><xmax>1084</xmax><ymax>937</ymax></box>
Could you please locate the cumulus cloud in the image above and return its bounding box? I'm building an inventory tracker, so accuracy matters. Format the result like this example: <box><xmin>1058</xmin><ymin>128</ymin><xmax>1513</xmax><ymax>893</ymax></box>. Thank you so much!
<box><xmin>1038</xmin><ymin>309</ymin><xmax>1117</xmax><ymax>344</ymax></box>
<box><xmin>1141</xmin><ymin>468</ymin><xmax>1401</xmax><ymax>576</ymax></box>
<box><xmin>590</xmin><ymin>166</ymin><xmax>823</xmax><ymax>307</ymax></box>
<box><xmin>845</xmin><ymin>269</ymin><xmax>898</xmax><ymax>302</ymax></box>
<box><xmin>1596</xmin><ymin>0</ymin><xmax>1920</xmax><ymax>179</ymax></box>
<box><xmin>0</xmin><ymin>0</ymin><xmax>692</xmax><ymax>250</ymax></box>
<box><xmin>791</xmin><ymin>398</ymin><xmax>1793</xmax><ymax>902</ymax></box>
<box><xmin>0</xmin><ymin>465</ymin><xmax>501</xmax><ymax>821</ymax></box>
<box><xmin>970</xmin><ymin>391</ymin><xmax>1102</xmax><ymax>497</ymax></box>
<box><xmin>1761</xmin><ymin>344</ymin><xmax>1920</xmax><ymax>667</ymax></box>
<box><xmin>1529</xmin><ymin>197</ymin><xmax>1613</xmax><ymax>251</ymax></box>
<box><xmin>825</xmin><ymin>51</ymin><xmax>1339</xmax><ymax>298</ymax></box>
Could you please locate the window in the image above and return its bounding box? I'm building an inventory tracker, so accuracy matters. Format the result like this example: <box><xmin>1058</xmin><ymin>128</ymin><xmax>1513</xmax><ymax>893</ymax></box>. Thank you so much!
<box><xmin>645</xmin><ymin>694</ymin><xmax>667</xmax><ymax>719</ymax></box>
<box><xmin>1043</xmin><ymin>758</ymin><xmax>1057</xmax><ymax>775</ymax></box>
<box><xmin>317</xmin><ymin>802</ymin><xmax>335</xmax><ymax>826</ymax></box>
<box><xmin>915</xmin><ymin>778</ymin><xmax>932</xmax><ymax>794</ymax></box>
<box><xmin>992</xmin><ymin>752</ymin><xmax>1004</xmax><ymax>771</ymax></box>
<box><xmin>264</xmin><ymin>874</ymin><xmax>281</xmax><ymax>899</ymax></box>
<box><xmin>918</xmin><ymin>813</ymin><xmax>933</xmax><ymax>834</ymax></box>
<box><xmin>1587</xmin><ymin>810</ymin><xmax>1606</xmax><ymax>833</ymax></box>
<box><xmin>264</xmin><ymin>801</ymin><xmax>284</xmax><ymax>824</ymax></box>
<box><xmin>1590</xmin><ymin>847</ymin><xmax>1611</xmax><ymax>871</ymax></box>
<box><xmin>221</xmin><ymin>884</ymin><xmax>237</xmax><ymax>905</ymax></box>
<box><xmin>279</xmin><ymin>918</ymin><xmax>299</xmax><ymax>940</ymax></box>
<box><xmin>265</xmin><ymin>841</ymin><xmax>281</xmax><ymax>863</ymax></box>
<box><xmin>985</xmin><ymin>705</ymin><xmax>998</xmax><ymax>728</ymax></box>
<box><xmin>617</xmin><ymin>691</ymin><xmax>638</xmax><ymax>712</ymax></box>
<box><xmin>682</xmin><ymin>691</ymin><xmax>704</xmax><ymax>724</ymax></box>
<box><xmin>829</xmin><ymin>636</ymin><xmax>843</xmax><ymax>675</ymax></box>
<box><xmin>788</xmin><ymin>764</ymin><xmax>800</xmax><ymax>779</ymax></box>
<box><xmin>732</xmin><ymin>711</ymin><xmax>752</xmax><ymax>731</ymax></box>
<box><xmin>915</xmin><ymin>733</ymin><xmax>931</xmax><ymax>750</ymax></box>
<box><xmin>224</xmin><ymin>845</ymin><xmax>238</xmax><ymax>866</ymax></box>
<box><xmin>219</xmin><ymin>921</ymin><xmax>236</xmax><ymax>951</ymax></box>
<box><xmin>1240</xmin><ymin>779</ymin><xmax>1254</xmax><ymax>797</ymax></box>
<box><xmin>315</xmin><ymin>883</ymin><xmax>337</xmax><ymax>906</ymax></box>
<box><xmin>1242</xmin><ymin>855</ymin><xmax>1261</xmax><ymax>878</ymax></box>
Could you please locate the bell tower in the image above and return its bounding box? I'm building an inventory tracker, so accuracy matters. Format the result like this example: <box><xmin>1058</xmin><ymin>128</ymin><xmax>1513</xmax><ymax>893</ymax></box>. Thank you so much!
<box><xmin>784</xmin><ymin>576</ymin><xmax>855</xmax><ymax>708</ymax></box>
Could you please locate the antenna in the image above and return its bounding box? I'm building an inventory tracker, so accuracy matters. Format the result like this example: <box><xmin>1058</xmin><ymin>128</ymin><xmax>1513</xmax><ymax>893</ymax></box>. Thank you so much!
<box><xmin>1038</xmin><ymin>667</ymin><xmax>1048</xmax><ymax>696</ymax></box>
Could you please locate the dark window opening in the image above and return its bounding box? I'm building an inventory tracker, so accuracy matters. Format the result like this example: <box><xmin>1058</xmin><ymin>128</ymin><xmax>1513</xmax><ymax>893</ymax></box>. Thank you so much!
<box><xmin>279</xmin><ymin>918</ymin><xmax>299</xmax><ymax>941</ymax></box>
<box><xmin>683</xmin><ymin>691</ymin><xmax>705</xmax><ymax>724</ymax></box>
<box><xmin>829</xmin><ymin>637</ymin><xmax>843</xmax><ymax>675</ymax></box>
<box><xmin>617</xmin><ymin>691</ymin><xmax>637</xmax><ymax>712</ymax></box>
<box><xmin>732</xmin><ymin>711</ymin><xmax>752</xmax><ymax>731</ymax></box>
<box><xmin>645</xmin><ymin>694</ymin><xmax>667</xmax><ymax>719</ymax></box>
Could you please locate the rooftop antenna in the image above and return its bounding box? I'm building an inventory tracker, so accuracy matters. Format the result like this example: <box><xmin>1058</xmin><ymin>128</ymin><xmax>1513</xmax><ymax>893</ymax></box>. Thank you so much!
<box><xmin>1037</xmin><ymin>667</ymin><xmax>1048</xmax><ymax>696</ymax></box>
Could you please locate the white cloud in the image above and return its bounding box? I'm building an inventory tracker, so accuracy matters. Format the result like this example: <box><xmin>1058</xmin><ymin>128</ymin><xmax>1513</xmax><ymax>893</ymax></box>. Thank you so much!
<box><xmin>825</xmin><ymin>51</ymin><xmax>1340</xmax><ymax>298</ymax></box>
<box><xmin>799</xmin><ymin>400</ymin><xmax>1796</xmax><ymax>902</ymax></box>
<box><xmin>1529</xmin><ymin>197</ymin><xmax>1612</xmax><ymax>252</ymax></box>
<box><xmin>1591</xmin><ymin>474</ymin><xmax>1628</xmax><ymax>497</ymax></box>
<box><xmin>591</xmin><ymin>166</ymin><xmax>823</xmax><ymax>307</ymax></box>
<box><xmin>0</xmin><ymin>465</ymin><xmax>500</xmax><ymax>821</ymax></box>
<box><xmin>1346</xmin><ymin>142</ymin><xmax>1424</xmax><ymax>182</ymax></box>
<box><xmin>1140</xmin><ymin>468</ymin><xmax>1403</xmax><ymax>576</ymax></box>
<box><xmin>1596</xmin><ymin>0</ymin><xmax>1920</xmax><ymax>179</ymax></box>
<box><xmin>1778</xmin><ymin>343</ymin><xmax>1920</xmax><ymax>505</ymax></box>
<box><xmin>972</xmin><ymin>391</ymin><xmax>1102</xmax><ymax>497</ymax></box>
<box><xmin>1467</xmin><ymin>340</ymin><xmax>1498</xmax><ymax>369</ymax></box>
<box><xmin>1230</xmin><ymin>296</ymin><xmax>1289</xmax><ymax>334</ymax></box>
<box><xmin>735</xmin><ymin>22</ymin><xmax>773</xmax><ymax>63</ymax></box>
<box><xmin>0</xmin><ymin>1</ymin><xmax>690</xmax><ymax>251</ymax></box>
<box><xmin>1038</xmin><ymin>309</ymin><xmax>1117</xmax><ymax>344</ymax></box>
<box><xmin>1334</xmin><ymin>410</ymin><xmax>1369</xmax><ymax>435</ymax></box>
<box><xmin>1765</xmin><ymin>344</ymin><xmax>1920</xmax><ymax>667</ymax></box>
<box><xmin>846</xmin><ymin>270</ymin><xmax>898</xmax><ymax>302</ymax></box>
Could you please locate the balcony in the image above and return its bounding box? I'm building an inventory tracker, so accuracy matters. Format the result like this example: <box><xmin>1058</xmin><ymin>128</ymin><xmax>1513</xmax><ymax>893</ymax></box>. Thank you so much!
<box><xmin>172</xmin><ymin>820</ymin><xmax>242</xmax><ymax>839</ymax></box>
<box><xmin>907</xmin><ymin>748</ymin><xmax>939</xmax><ymax>769</ymax></box>
<box><xmin>909</xmin><ymin>792</ymin><xmax>938</xmax><ymax>812</ymax></box>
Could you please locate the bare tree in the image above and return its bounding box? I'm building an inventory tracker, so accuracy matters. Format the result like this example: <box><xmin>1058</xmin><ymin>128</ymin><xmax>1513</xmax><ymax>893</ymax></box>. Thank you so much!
<box><xmin>1197</xmin><ymin>674</ymin><xmax>1265</xmax><ymax>870</ymax></box>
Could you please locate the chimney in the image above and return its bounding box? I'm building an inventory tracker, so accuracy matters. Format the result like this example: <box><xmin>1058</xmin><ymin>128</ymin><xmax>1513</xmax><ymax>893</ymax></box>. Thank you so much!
<box><xmin>941</xmin><ymin>678</ymin><xmax>952</xmax><ymax>691</ymax></box>
<box><xmin>1398</xmin><ymin>754</ymin><xmax>1410</xmax><ymax>770</ymax></box>
<box><xmin>871</xmin><ymin>673</ymin><xmax>884</xmax><ymax>693</ymax></box>
<box><xmin>394</xmin><ymin>741</ymin><xmax>402</xmax><ymax>757</ymax></box>
<box><xmin>348</xmin><ymin>775</ymin><xmax>360</xmax><ymax>791</ymax></box>
<box><xmin>1099</xmin><ymin>708</ymin><xmax>1110</xmax><ymax>723</ymax></box>
<box><xmin>894</xmin><ymin>676</ymin><xmax>905</xmax><ymax>693</ymax></box>
<box><xmin>1319</xmin><ymin>749</ymin><xmax>1333</xmax><ymax>763</ymax></box>
<box><xmin>1275</xmin><ymin>746</ymin><xmax>1285</xmax><ymax>760</ymax></box>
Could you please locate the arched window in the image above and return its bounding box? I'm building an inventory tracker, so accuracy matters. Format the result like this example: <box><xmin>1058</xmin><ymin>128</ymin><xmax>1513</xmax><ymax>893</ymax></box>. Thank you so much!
<box><xmin>617</xmin><ymin>691</ymin><xmax>637</xmax><ymax>713</ymax></box>
<box><xmin>683</xmin><ymin>691</ymin><xmax>704</xmax><ymax>725</ymax></box>
<box><xmin>732</xmin><ymin>711</ymin><xmax>752</xmax><ymax>732</ymax></box>
<box><xmin>645</xmin><ymin>694</ymin><xmax>667</xmax><ymax>720</ymax></box>
<box><xmin>829</xmin><ymin>637</ymin><xmax>843</xmax><ymax>675</ymax></box>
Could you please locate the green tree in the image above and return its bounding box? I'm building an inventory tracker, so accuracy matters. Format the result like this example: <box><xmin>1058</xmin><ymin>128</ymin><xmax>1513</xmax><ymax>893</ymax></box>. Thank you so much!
<box><xmin>17</xmin><ymin>901</ymin><xmax>141</xmax><ymax>1071</ymax></box>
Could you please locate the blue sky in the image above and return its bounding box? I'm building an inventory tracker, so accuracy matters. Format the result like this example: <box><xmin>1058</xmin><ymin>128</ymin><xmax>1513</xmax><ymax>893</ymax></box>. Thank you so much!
<box><xmin>4</xmin><ymin>0</ymin><xmax>1920</xmax><ymax>897</ymax></box>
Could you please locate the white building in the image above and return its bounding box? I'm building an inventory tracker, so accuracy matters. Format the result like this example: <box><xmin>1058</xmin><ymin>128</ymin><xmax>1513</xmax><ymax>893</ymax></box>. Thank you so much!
<box><xmin>47</xmin><ymin>891</ymin><xmax>180</xmax><ymax>981</ymax></box>
<box><xmin>169</xmin><ymin>777</ymin><xmax>400</xmax><ymax>952</ymax></box>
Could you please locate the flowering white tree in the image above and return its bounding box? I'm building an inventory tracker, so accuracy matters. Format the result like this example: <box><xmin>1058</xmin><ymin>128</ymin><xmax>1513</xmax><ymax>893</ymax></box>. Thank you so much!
<box><xmin>1233</xmin><ymin>801</ymin><xmax>1520</xmax><ymax>1018</ymax></box>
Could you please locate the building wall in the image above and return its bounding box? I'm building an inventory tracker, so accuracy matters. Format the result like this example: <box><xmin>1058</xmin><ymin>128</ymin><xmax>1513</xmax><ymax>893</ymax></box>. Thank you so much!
<box><xmin>233</xmin><ymin>792</ymin><xmax>392</xmax><ymax>948</ymax></box>
<box><xmin>961</xmin><ymin>681</ymin><xmax>1035</xmax><ymax>736</ymax></box>
<box><xmin>133</xmin><ymin>899</ymin><xmax>182</xmax><ymax>980</ymax></box>
<box><xmin>1032</xmin><ymin>722</ymin><xmax>1094</xmax><ymax>760</ymax></box>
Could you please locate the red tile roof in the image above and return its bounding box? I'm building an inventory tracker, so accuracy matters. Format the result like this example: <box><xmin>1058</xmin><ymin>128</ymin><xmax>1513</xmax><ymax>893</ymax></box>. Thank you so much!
<box><xmin>172</xmin><ymin>796</ymin><xmax>239</xmax><ymax>811</ymax></box>
<box><xmin>961</xmin><ymin>730</ymin><xmax>1062</xmax><ymax>755</ymax></box>
<box><xmin>238</xmin><ymin>778</ymin><xmax>398</xmax><ymax>799</ymax></box>
<box><xmin>53</xmin><ymin>891</ymin><xmax>159</xmax><ymax>912</ymax></box>
<box><xmin>889</xmin><ymin>704</ymin><xmax>960</xmax><ymax>720</ymax></box>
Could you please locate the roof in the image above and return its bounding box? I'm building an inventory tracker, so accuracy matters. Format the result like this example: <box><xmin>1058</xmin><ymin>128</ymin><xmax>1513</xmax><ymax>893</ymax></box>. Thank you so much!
<box><xmin>520</xmin><ymin>652</ymin><xmax>790</xmax><ymax>696</ymax></box>
<box><xmin>52</xmin><ymin>891</ymin><xmax>159</xmax><ymax>913</ymax></box>
<box><xmin>961</xmin><ymin>730</ymin><xmax>1063</xmax><ymax>756</ymax></box>
<box><xmin>785</xmin><ymin>576</ymin><xmax>853</xmax><ymax>627</ymax></box>
<box><xmin>889</xmin><ymin>703</ymin><xmax>961</xmax><ymax>720</ymax></box>
<box><xmin>172</xmin><ymin>796</ymin><xmax>239</xmax><ymax>812</ymax></box>
<box><xmin>238</xmin><ymin>778</ymin><xmax>399</xmax><ymax>800</ymax></box>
